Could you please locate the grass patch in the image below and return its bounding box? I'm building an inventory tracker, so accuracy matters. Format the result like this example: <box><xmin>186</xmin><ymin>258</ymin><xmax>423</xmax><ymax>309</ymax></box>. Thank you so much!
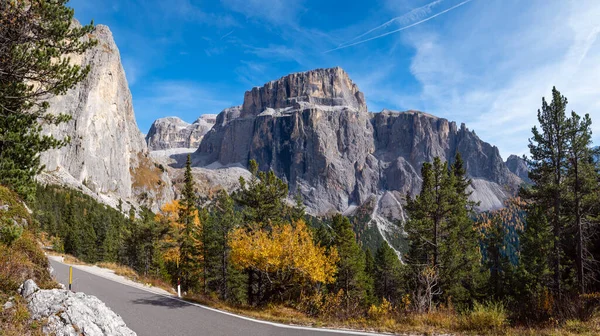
<box><xmin>130</xmin><ymin>153</ymin><xmax>164</xmax><ymax>194</ymax></box>
<box><xmin>0</xmin><ymin>186</ymin><xmax>32</xmax><ymax>227</ymax></box>
<box><xmin>0</xmin><ymin>296</ymin><xmax>45</xmax><ymax>336</ymax></box>
<box><xmin>459</xmin><ymin>301</ymin><xmax>508</xmax><ymax>332</ymax></box>
<box><xmin>96</xmin><ymin>262</ymin><xmax>138</xmax><ymax>279</ymax></box>
<box><xmin>0</xmin><ymin>185</ymin><xmax>57</xmax><ymax>334</ymax></box>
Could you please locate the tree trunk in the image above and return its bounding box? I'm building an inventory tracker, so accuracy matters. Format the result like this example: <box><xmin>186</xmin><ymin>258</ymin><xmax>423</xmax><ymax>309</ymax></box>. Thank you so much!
<box><xmin>247</xmin><ymin>269</ymin><xmax>254</xmax><ymax>306</ymax></box>
<box><xmin>222</xmin><ymin>247</ymin><xmax>228</xmax><ymax>300</ymax></box>
<box><xmin>574</xmin><ymin>158</ymin><xmax>585</xmax><ymax>294</ymax></box>
<box><xmin>554</xmin><ymin>124</ymin><xmax>563</xmax><ymax>298</ymax></box>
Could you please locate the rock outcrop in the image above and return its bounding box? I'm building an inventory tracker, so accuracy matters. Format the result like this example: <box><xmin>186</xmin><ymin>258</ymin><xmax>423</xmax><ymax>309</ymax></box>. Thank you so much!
<box><xmin>38</xmin><ymin>23</ymin><xmax>173</xmax><ymax>212</ymax></box>
<box><xmin>505</xmin><ymin>154</ymin><xmax>531</xmax><ymax>184</ymax></box>
<box><xmin>195</xmin><ymin>68</ymin><xmax>522</xmax><ymax>217</ymax></box>
<box><xmin>19</xmin><ymin>280</ymin><xmax>136</xmax><ymax>336</ymax></box>
<box><xmin>146</xmin><ymin>115</ymin><xmax>216</xmax><ymax>150</ymax></box>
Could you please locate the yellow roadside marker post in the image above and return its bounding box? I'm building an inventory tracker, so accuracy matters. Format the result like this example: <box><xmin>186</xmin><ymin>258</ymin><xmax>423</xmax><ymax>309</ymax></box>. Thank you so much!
<box><xmin>69</xmin><ymin>266</ymin><xmax>73</xmax><ymax>291</ymax></box>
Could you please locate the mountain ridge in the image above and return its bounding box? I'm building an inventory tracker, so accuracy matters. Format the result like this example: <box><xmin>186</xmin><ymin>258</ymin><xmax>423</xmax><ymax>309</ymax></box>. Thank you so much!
<box><xmin>38</xmin><ymin>23</ymin><xmax>173</xmax><ymax>212</ymax></box>
<box><xmin>146</xmin><ymin>114</ymin><xmax>216</xmax><ymax>150</ymax></box>
<box><xmin>193</xmin><ymin>67</ymin><xmax>522</xmax><ymax>218</ymax></box>
<box><xmin>37</xmin><ymin>24</ymin><xmax>523</xmax><ymax>230</ymax></box>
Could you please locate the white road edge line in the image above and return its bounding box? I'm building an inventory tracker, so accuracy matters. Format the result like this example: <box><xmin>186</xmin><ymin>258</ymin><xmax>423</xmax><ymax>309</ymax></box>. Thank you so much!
<box><xmin>49</xmin><ymin>258</ymin><xmax>392</xmax><ymax>336</ymax></box>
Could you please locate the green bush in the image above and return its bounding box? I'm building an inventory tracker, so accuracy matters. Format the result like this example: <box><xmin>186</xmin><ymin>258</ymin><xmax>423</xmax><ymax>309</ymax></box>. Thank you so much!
<box><xmin>0</xmin><ymin>186</ymin><xmax>32</xmax><ymax>224</ymax></box>
<box><xmin>0</xmin><ymin>219</ymin><xmax>23</xmax><ymax>246</ymax></box>
<box><xmin>459</xmin><ymin>301</ymin><xmax>507</xmax><ymax>332</ymax></box>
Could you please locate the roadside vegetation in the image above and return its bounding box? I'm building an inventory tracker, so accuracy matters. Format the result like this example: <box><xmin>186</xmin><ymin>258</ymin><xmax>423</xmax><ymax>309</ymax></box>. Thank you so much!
<box><xmin>0</xmin><ymin>186</ymin><xmax>57</xmax><ymax>335</ymax></box>
<box><xmin>1</xmin><ymin>1</ymin><xmax>95</xmax><ymax>334</ymax></box>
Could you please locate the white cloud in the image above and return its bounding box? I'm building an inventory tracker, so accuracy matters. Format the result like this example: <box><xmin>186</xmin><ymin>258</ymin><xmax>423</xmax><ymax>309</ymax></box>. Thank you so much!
<box><xmin>157</xmin><ymin>0</ymin><xmax>238</xmax><ymax>28</ymax></box>
<box><xmin>402</xmin><ymin>1</ymin><xmax>600</xmax><ymax>158</ymax></box>
<box><xmin>246</xmin><ymin>44</ymin><xmax>306</xmax><ymax>65</ymax></box>
<box><xmin>133</xmin><ymin>82</ymin><xmax>235</xmax><ymax>131</ymax></box>
<box><xmin>121</xmin><ymin>57</ymin><xmax>141</xmax><ymax>86</ymax></box>
<box><xmin>220</xmin><ymin>0</ymin><xmax>305</xmax><ymax>26</ymax></box>
<box><xmin>235</xmin><ymin>61</ymin><xmax>270</xmax><ymax>87</ymax></box>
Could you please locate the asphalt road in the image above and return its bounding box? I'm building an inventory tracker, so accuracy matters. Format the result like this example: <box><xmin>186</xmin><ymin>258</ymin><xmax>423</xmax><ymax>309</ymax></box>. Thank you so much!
<box><xmin>49</xmin><ymin>259</ymin><xmax>384</xmax><ymax>336</ymax></box>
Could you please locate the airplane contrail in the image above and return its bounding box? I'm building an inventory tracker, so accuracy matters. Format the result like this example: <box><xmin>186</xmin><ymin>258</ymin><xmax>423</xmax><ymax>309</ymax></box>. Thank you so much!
<box><xmin>325</xmin><ymin>0</ymin><xmax>474</xmax><ymax>53</ymax></box>
<box><xmin>220</xmin><ymin>30</ymin><xmax>234</xmax><ymax>40</ymax></box>
<box><xmin>340</xmin><ymin>0</ymin><xmax>444</xmax><ymax>47</ymax></box>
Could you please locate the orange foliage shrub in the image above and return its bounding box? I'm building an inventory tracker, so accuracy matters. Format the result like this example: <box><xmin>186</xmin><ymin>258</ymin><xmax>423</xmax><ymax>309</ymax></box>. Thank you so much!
<box><xmin>229</xmin><ymin>219</ymin><xmax>338</xmax><ymax>285</ymax></box>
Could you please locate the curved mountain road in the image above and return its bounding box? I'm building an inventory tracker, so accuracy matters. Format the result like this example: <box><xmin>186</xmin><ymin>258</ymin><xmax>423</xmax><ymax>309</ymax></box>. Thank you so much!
<box><xmin>49</xmin><ymin>259</ymin><xmax>386</xmax><ymax>336</ymax></box>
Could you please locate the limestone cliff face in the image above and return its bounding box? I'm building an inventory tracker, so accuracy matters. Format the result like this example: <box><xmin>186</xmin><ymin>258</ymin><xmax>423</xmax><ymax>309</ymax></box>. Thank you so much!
<box><xmin>146</xmin><ymin>115</ymin><xmax>216</xmax><ymax>150</ymax></box>
<box><xmin>196</xmin><ymin>68</ymin><xmax>522</xmax><ymax>216</ymax></box>
<box><xmin>241</xmin><ymin>66</ymin><xmax>366</xmax><ymax>117</ymax></box>
<box><xmin>505</xmin><ymin>154</ymin><xmax>531</xmax><ymax>184</ymax></box>
<box><xmin>372</xmin><ymin>110</ymin><xmax>521</xmax><ymax>210</ymax></box>
<box><xmin>39</xmin><ymin>24</ymin><xmax>173</xmax><ymax>212</ymax></box>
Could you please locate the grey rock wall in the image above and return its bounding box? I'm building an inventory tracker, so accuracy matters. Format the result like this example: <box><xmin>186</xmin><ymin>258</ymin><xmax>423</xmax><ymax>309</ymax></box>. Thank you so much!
<box><xmin>195</xmin><ymin>68</ymin><xmax>522</xmax><ymax>216</ymax></box>
<box><xmin>146</xmin><ymin>115</ymin><xmax>216</xmax><ymax>150</ymax></box>
<box><xmin>38</xmin><ymin>24</ymin><xmax>173</xmax><ymax>212</ymax></box>
<box><xmin>505</xmin><ymin>154</ymin><xmax>531</xmax><ymax>184</ymax></box>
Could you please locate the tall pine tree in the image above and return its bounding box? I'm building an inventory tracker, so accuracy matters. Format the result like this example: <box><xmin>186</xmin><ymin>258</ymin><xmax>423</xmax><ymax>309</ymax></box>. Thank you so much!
<box><xmin>330</xmin><ymin>214</ymin><xmax>369</xmax><ymax>310</ymax></box>
<box><xmin>179</xmin><ymin>154</ymin><xmax>203</xmax><ymax>291</ymax></box>
<box><xmin>374</xmin><ymin>241</ymin><xmax>403</xmax><ymax>304</ymax></box>
<box><xmin>406</xmin><ymin>155</ymin><xmax>482</xmax><ymax>308</ymax></box>
<box><xmin>524</xmin><ymin>87</ymin><xmax>570</xmax><ymax>296</ymax></box>
<box><xmin>443</xmin><ymin>153</ymin><xmax>483</xmax><ymax>307</ymax></box>
<box><xmin>0</xmin><ymin>1</ymin><xmax>96</xmax><ymax>200</ymax></box>
<box><xmin>204</xmin><ymin>190</ymin><xmax>245</xmax><ymax>302</ymax></box>
<box><xmin>235</xmin><ymin>159</ymin><xmax>288</xmax><ymax>229</ymax></box>
<box><xmin>565</xmin><ymin>112</ymin><xmax>597</xmax><ymax>293</ymax></box>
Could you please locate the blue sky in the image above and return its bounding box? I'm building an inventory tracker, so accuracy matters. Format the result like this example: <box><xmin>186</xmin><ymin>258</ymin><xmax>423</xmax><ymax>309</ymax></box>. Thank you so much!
<box><xmin>69</xmin><ymin>0</ymin><xmax>600</xmax><ymax>158</ymax></box>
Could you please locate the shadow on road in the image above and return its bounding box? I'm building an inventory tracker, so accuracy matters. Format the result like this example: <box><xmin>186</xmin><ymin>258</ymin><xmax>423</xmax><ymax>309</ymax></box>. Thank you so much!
<box><xmin>131</xmin><ymin>295</ymin><xmax>189</xmax><ymax>309</ymax></box>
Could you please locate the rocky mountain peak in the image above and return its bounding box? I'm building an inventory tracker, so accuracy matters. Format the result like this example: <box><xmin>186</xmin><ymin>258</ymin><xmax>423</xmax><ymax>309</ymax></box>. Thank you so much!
<box><xmin>142</xmin><ymin>65</ymin><xmax>525</xmax><ymax>222</ymax></box>
<box><xmin>146</xmin><ymin>115</ymin><xmax>216</xmax><ymax>151</ymax></box>
<box><xmin>39</xmin><ymin>22</ymin><xmax>173</xmax><ymax>212</ymax></box>
<box><xmin>196</xmin><ymin>114</ymin><xmax>217</xmax><ymax>124</ymax></box>
<box><xmin>506</xmin><ymin>154</ymin><xmax>531</xmax><ymax>184</ymax></box>
<box><xmin>240</xmin><ymin>67</ymin><xmax>367</xmax><ymax>117</ymax></box>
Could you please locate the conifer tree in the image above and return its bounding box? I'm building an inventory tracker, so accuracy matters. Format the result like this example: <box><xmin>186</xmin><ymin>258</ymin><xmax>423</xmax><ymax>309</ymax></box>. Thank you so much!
<box><xmin>180</xmin><ymin>154</ymin><xmax>197</xmax><ymax>223</ymax></box>
<box><xmin>178</xmin><ymin>154</ymin><xmax>202</xmax><ymax>291</ymax></box>
<box><xmin>330</xmin><ymin>214</ymin><xmax>369</xmax><ymax>309</ymax></box>
<box><xmin>481</xmin><ymin>213</ymin><xmax>512</xmax><ymax>300</ymax></box>
<box><xmin>524</xmin><ymin>87</ymin><xmax>571</xmax><ymax>296</ymax></box>
<box><xmin>290</xmin><ymin>189</ymin><xmax>306</xmax><ymax>222</ymax></box>
<box><xmin>405</xmin><ymin>158</ymin><xmax>453</xmax><ymax>269</ymax></box>
<box><xmin>235</xmin><ymin>159</ymin><xmax>288</xmax><ymax>228</ymax></box>
<box><xmin>204</xmin><ymin>190</ymin><xmax>245</xmax><ymax>301</ymax></box>
<box><xmin>406</xmin><ymin>156</ymin><xmax>483</xmax><ymax>307</ymax></box>
<box><xmin>565</xmin><ymin>112</ymin><xmax>597</xmax><ymax>293</ymax></box>
<box><xmin>443</xmin><ymin>153</ymin><xmax>483</xmax><ymax>306</ymax></box>
<box><xmin>374</xmin><ymin>241</ymin><xmax>403</xmax><ymax>304</ymax></box>
<box><xmin>0</xmin><ymin>0</ymin><xmax>96</xmax><ymax>200</ymax></box>
<box><xmin>513</xmin><ymin>204</ymin><xmax>553</xmax><ymax>320</ymax></box>
<box><xmin>364</xmin><ymin>249</ymin><xmax>376</xmax><ymax>304</ymax></box>
<box><xmin>234</xmin><ymin>159</ymin><xmax>288</xmax><ymax>305</ymax></box>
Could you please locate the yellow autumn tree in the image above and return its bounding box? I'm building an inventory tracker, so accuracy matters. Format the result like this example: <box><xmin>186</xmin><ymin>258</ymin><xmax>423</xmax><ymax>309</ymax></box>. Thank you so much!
<box><xmin>229</xmin><ymin>219</ymin><xmax>338</xmax><ymax>301</ymax></box>
<box><xmin>155</xmin><ymin>200</ymin><xmax>203</xmax><ymax>289</ymax></box>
